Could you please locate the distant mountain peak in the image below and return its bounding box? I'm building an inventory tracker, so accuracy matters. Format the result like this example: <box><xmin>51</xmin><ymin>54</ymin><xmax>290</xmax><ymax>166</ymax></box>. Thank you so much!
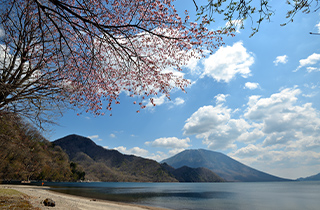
<box><xmin>162</xmin><ymin>149</ymin><xmax>291</xmax><ymax>182</ymax></box>
<box><xmin>64</xmin><ymin>134</ymin><xmax>90</xmax><ymax>139</ymax></box>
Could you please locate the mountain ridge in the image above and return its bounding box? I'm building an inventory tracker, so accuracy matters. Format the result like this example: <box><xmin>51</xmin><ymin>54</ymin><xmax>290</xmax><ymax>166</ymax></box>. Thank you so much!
<box><xmin>53</xmin><ymin>134</ymin><xmax>224</xmax><ymax>182</ymax></box>
<box><xmin>161</xmin><ymin>149</ymin><xmax>291</xmax><ymax>182</ymax></box>
<box><xmin>297</xmin><ymin>173</ymin><xmax>320</xmax><ymax>181</ymax></box>
<box><xmin>54</xmin><ymin>134</ymin><xmax>176</xmax><ymax>182</ymax></box>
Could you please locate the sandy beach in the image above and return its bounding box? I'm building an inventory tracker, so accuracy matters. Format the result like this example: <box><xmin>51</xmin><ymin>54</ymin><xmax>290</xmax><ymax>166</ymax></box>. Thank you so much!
<box><xmin>0</xmin><ymin>184</ymin><xmax>169</xmax><ymax>210</ymax></box>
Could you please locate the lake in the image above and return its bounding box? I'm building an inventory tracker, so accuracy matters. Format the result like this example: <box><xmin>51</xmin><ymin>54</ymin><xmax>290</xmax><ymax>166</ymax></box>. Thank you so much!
<box><xmin>41</xmin><ymin>181</ymin><xmax>320</xmax><ymax>210</ymax></box>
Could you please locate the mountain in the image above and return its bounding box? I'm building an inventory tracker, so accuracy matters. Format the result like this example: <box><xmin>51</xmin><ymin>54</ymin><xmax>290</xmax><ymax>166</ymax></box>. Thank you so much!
<box><xmin>161</xmin><ymin>163</ymin><xmax>224</xmax><ymax>182</ymax></box>
<box><xmin>53</xmin><ymin>134</ymin><xmax>177</xmax><ymax>182</ymax></box>
<box><xmin>53</xmin><ymin>135</ymin><xmax>224</xmax><ymax>182</ymax></box>
<box><xmin>297</xmin><ymin>173</ymin><xmax>320</xmax><ymax>181</ymax></box>
<box><xmin>161</xmin><ymin>149</ymin><xmax>291</xmax><ymax>182</ymax></box>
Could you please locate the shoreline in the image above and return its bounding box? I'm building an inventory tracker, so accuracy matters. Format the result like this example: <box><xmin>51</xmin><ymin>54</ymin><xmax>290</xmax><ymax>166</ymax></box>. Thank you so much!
<box><xmin>0</xmin><ymin>184</ymin><xmax>170</xmax><ymax>210</ymax></box>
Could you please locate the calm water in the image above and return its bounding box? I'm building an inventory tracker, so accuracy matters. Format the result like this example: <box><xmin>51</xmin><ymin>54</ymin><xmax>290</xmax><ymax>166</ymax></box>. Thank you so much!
<box><xmin>40</xmin><ymin>181</ymin><xmax>320</xmax><ymax>210</ymax></box>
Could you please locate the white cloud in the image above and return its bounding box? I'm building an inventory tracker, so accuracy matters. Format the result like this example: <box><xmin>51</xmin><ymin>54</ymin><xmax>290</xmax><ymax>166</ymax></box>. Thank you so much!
<box><xmin>244</xmin><ymin>88</ymin><xmax>301</xmax><ymax>121</ymax></box>
<box><xmin>147</xmin><ymin>152</ymin><xmax>167</xmax><ymax>162</ymax></box>
<box><xmin>183</xmin><ymin>104</ymin><xmax>250</xmax><ymax>150</ymax></box>
<box><xmin>273</xmin><ymin>55</ymin><xmax>288</xmax><ymax>66</ymax></box>
<box><xmin>173</xmin><ymin>97</ymin><xmax>185</xmax><ymax>106</ymax></box>
<box><xmin>185</xmin><ymin>56</ymin><xmax>199</xmax><ymax>71</ymax></box>
<box><xmin>183</xmin><ymin>105</ymin><xmax>231</xmax><ymax>136</ymax></box>
<box><xmin>316</xmin><ymin>22</ymin><xmax>320</xmax><ymax>33</ymax></box>
<box><xmin>237</xmin><ymin>127</ymin><xmax>264</xmax><ymax>143</ymax></box>
<box><xmin>299</xmin><ymin>53</ymin><xmax>320</xmax><ymax>66</ymax></box>
<box><xmin>226</xmin><ymin>87</ymin><xmax>320</xmax><ymax>178</ymax></box>
<box><xmin>144</xmin><ymin>95</ymin><xmax>185</xmax><ymax>109</ymax></box>
<box><xmin>304</xmin><ymin>83</ymin><xmax>318</xmax><ymax>89</ymax></box>
<box><xmin>183</xmin><ymin>87</ymin><xmax>320</xmax><ymax>168</ymax></box>
<box><xmin>88</xmin><ymin>135</ymin><xmax>99</xmax><ymax>139</ymax></box>
<box><xmin>306</xmin><ymin>67</ymin><xmax>320</xmax><ymax>73</ymax></box>
<box><xmin>87</xmin><ymin>135</ymin><xmax>102</xmax><ymax>141</ymax></box>
<box><xmin>184</xmin><ymin>50</ymin><xmax>201</xmax><ymax>75</ymax></box>
<box><xmin>145</xmin><ymin>95</ymin><xmax>167</xmax><ymax>108</ymax></box>
<box><xmin>215</xmin><ymin>94</ymin><xmax>229</xmax><ymax>104</ymax></box>
<box><xmin>114</xmin><ymin>146</ymin><xmax>170</xmax><ymax>161</ymax></box>
<box><xmin>295</xmin><ymin>53</ymin><xmax>320</xmax><ymax>72</ymax></box>
<box><xmin>233</xmin><ymin>144</ymin><xmax>264</xmax><ymax>157</ymax></box>
<box><xmin>145</xmin><ymin>137</ymin><xmax>191</xmax><ymax>148</ymax></box>
<box><xmin>230</xmin><ymin>147</ymin><xmax>320</xmax><ymax>179</ymax></box>
<box><xmin>244</xmin><ymin>82</ymin><xmax>260</xmax><ymax>90</ymax></box>
<box><xmin>302</xmin><ymin>92</ymin><xmax>317</xmax><ymax>98</ymax></box>
<box><xmin>202</xmin><ymin>41</ymin><xmax>254</xmax><ymax>83</ymax></box>
<box><xmin>247</xmin><ymin>95</ymin><xmax>261</xmax><ymax>107</ymax></box>
<box><xmin>110</xmin><ymin>133</ymin><xmax>116</xmax><ymax>138</ymax></box>
<box><xmin>246</xmin><ymin>88</ymin><xmax>320</xmax><ymax>146</ymax></box>
<box><xmin>204</xmin><ymin>119</ymin><xmax>248</xmax><ymax>150</ymax></box>
<box><xmin>114</xmin><ymin>146</ymin><xmax>149</xmax><ymax>157</ymax></box>
<box><xmin>168</xmin><ymin>148</ymin><xmax>185</xmax><ymax>156</ymax></box>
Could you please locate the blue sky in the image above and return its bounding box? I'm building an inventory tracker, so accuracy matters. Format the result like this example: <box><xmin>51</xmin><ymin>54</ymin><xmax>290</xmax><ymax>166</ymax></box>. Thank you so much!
<box><xmin>48</xmin><ymin>1</ymin><xmax>320</xmax><ymax>179</ymax></box>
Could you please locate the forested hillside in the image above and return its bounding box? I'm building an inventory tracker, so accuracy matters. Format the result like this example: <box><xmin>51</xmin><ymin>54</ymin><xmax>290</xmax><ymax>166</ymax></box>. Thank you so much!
<box><xmin>0</xmin><ymin>112</ymin><xmax>84</xmax><ymax>182</ymax></box>
<box><xmin>54</xmin><ymin>134</ymin><xmax>178</xmax><ymax>182</ymax></box>
<box><xmin>161</xmin><ymin>163</ymin><xmax>224</xmax><ymax>182</ymax></box>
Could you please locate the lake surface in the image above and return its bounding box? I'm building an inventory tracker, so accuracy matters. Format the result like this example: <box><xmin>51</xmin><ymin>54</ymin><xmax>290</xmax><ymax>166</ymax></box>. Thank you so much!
<box><xmin>41</xmin><ymin>181</ymin><xmax>320</xmax><ymax>210</ymax></box>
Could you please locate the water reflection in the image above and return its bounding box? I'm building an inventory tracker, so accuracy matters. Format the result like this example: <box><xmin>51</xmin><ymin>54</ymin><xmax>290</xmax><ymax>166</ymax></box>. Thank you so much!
<box><xmin>33</xmin><ymin>182</ymin><xmax>320</xmax><ymax>210</ymax></box>
<box><xmin>52</xmin><ymin>187</ymin><xmax>235</xmax><ymax>203</ymax></box>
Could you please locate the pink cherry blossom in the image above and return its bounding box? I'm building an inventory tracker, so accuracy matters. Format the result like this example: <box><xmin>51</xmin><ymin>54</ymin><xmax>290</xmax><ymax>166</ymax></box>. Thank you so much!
<box><xmin>1</xmin><ymin>0</ymin><xmax>232</xmax><ymax>118</ymax></box>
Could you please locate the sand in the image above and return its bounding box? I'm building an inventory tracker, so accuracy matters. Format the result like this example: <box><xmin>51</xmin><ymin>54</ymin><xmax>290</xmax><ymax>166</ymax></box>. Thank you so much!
<box><xmin>0</xmin><ymin>184</ymin><xmax>169</xmax><ymax>210</ymax></box>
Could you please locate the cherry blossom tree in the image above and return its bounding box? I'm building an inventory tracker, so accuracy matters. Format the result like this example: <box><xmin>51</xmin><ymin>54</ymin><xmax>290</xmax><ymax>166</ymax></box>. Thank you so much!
<box><xmin>0</xmin><ymin>0</ymin><xmax>230</xmax><ymax>125</ymax></box>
